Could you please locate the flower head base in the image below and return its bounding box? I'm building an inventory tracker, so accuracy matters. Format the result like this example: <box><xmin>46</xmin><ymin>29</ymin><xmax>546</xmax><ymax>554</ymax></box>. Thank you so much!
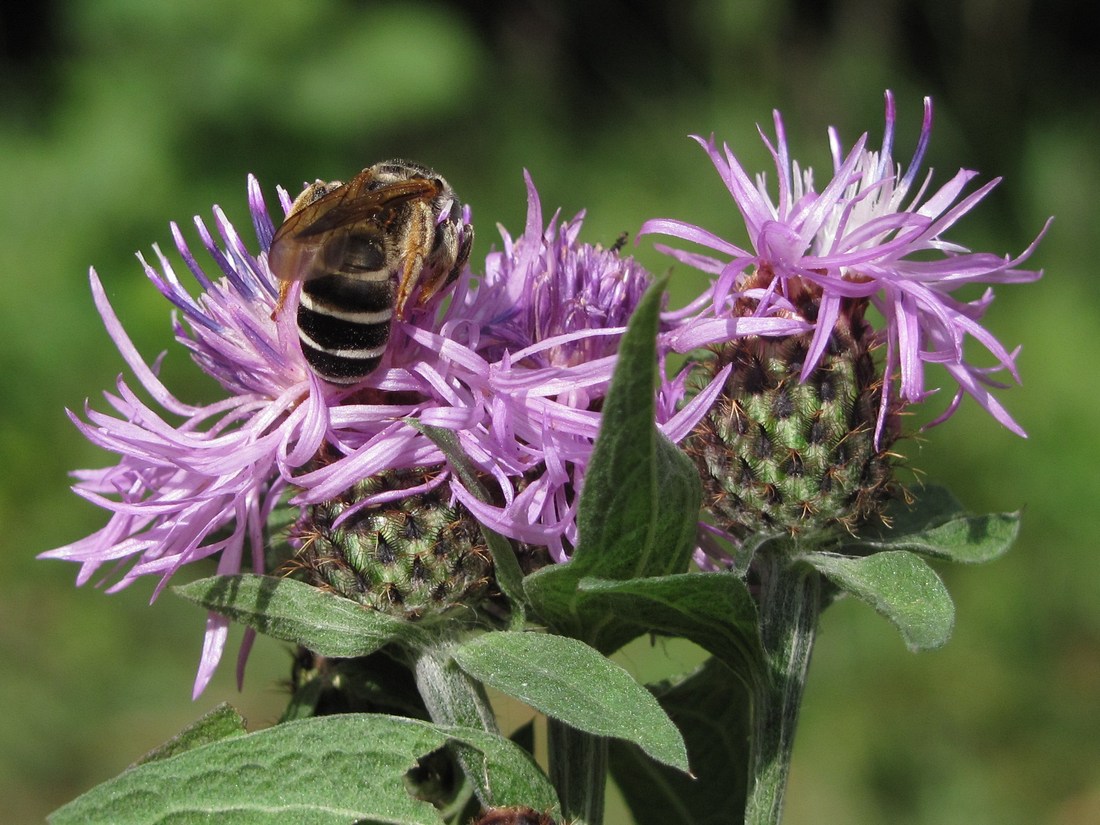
<box><xmin>291</xmin><ymin>466</ymin><xmax>496</xmax><ymax>621</ymax></box>
<box><xmin>646</xmin><ymin>91</ymin><xmax>1048</xmax><ymax>443</ymax></box>
<box><xmin>685</xmin><ymin>290</ymin><xmax>900</xmax><ymax>542</ymax></box>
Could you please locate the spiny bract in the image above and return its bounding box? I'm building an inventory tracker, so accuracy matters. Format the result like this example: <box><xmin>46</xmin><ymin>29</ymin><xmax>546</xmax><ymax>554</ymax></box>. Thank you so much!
<box><xmin>686</xmin><ymin>294</ymin><xmax>899</xmax><ymax>543</ymax></box>
<box><xmin>293</xmin><ymin>468</ymin><xmax>495</xmax><ymax>620</ymax></box>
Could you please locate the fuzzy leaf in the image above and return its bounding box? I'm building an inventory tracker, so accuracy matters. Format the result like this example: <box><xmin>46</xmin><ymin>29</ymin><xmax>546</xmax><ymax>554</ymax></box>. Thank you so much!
<box><xmin>576</xmin><ymin>573</ymin><xmax>766</xmax><ymax>693</ymax></box>
<box><xmin>854</xmin><ymin>486</ymin><xmax>1020</xmax><ymax>564</ymax></box>
<box><xmin>50</xmin><ymin>715</ymin><xmax>556</xmax><ymax>825</ymax></box>
<box><xmin>609</xmin><ymin>658</ymin><xmax>751</xmax><ymax>825</ymax></box>
<box><xmin>569</xmin><ymin>276</ymin><xmax>699</xmax><ymax>581</ymax></box>
<box><xmin>440</xmin><ymin>723</ymin><xmax>559</xmax><ymax>812</ymax></box>
<box><xmin>803</xmin><ymin>550</ymin><xmax>955</xmax><ymax>651</ymax></box>
<box><xmin>133</xmin><ymin>703</ymin><xmax>247</xmax><ymax>766</ymax></box>
<box><xmin>174</xmin><ymin>574</ymin><xmax>428</xmax><ymax>656</ymax></box>
<box><xmin>453</xmin><ymin>631</ymin><xmax>689</xmax><ymax>772</ymax></box>
<box><xmin>525</xmin><ymin>277</ymin><xmax>701</xmax><ymax>651</ymax></box>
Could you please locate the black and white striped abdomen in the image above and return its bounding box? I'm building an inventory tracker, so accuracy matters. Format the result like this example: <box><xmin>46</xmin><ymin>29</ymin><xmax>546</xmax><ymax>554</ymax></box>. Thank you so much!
<box><xmin>270</xmin><ymin>161</ymin><xmax>470</xmax><ymax>386</ymax></box>
<box><xmin>297</xmin><ymin>269</ymin><xmax>394</xmax><ymax>384</ymax></box>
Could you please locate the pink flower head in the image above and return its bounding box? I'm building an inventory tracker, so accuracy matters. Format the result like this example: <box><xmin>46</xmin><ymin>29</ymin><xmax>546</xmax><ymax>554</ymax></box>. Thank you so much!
<box><xmin>644</xmin><ymin>91</ymin><xmax>1049</xmax><ymax>441</ymax></box>
<box><xmin>435</xmin><ymin>172</ymin><xmax>686</xmax><ymax>556</ymax></box>
<box><xmin>43</xmin><ymin>171</ymin><xmax>663</xmax><ymax>696</ymax></box>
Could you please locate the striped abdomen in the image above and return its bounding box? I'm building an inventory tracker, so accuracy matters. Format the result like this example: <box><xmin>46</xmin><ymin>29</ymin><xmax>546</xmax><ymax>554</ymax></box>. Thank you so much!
<box><xmin>296</xmin><ymin>233</ymin><xmax>395</xmax><ymax>384</ymax></box>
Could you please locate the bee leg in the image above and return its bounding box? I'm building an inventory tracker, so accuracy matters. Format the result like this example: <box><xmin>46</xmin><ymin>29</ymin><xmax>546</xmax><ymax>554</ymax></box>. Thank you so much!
<box><xmin>393</xmin><ymin>250</ymin><xmax>426</xmax><ymax>320</ymax></box>
<box><xmin>393</xmin><ymin>205</ymin><xmax>432</xmax><ymax>319</ymax></box>
<box><xmin>271</xmin><ymin>280</ymin><xmax>293</xmax><ymax>321</ymax></box>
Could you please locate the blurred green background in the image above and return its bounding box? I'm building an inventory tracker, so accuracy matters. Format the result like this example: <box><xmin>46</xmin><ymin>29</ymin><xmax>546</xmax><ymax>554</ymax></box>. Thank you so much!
<box><xmin>2</xmin><ymin>1</ymin><xmax>1095</xmax><ymax>822</ymax></box>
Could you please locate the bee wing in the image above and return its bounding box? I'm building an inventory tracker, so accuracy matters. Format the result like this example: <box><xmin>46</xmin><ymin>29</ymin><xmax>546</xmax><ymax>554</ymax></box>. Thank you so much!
<box><xmin>268</xmin><ymin>172</ymin><xmax>441</xmax><ymax>283</ymax></box>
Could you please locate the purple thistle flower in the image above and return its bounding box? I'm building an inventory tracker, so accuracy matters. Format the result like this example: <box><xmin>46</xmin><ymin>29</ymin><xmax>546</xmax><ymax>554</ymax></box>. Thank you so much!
<box><xmin>436</xmin><ymin>172</ymin><xmax>702</xmax><ymax>554</ymax></box>
<box><xmin>644</xmin><ymin>91</ymin><xmax>1050</xmax><ymax>441</ymax></box>
<box><xmin>42</xmin><ymin>170</ymin><xmax>668</xmax><ymax>696</ymax></box>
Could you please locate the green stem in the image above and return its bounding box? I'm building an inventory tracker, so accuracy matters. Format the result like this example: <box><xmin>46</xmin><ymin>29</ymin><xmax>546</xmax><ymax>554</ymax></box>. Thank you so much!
<box><xmin>547</xmin><ymin>716</ymin><xmax>607</xmax><ymax>825</ymax></box>
<box><xmin>411</xmin><ymin>641</ymin><xmax>501</xmax><ymax>805</ymax></box>
<box><xmin>745</xmin><ymin>557</ymin><xmax>822</xmax><ymax>825</ymax></box>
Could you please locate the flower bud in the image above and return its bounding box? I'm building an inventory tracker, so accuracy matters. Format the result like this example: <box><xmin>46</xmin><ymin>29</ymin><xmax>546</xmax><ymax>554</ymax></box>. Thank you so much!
<box><xmin>292</xmin><ymin>468</ymin><xmax>495</xmax><ymax>620</ymax></box>
<box><xmin>686</xmin><ymin>290</ymin><xmax>899</xmax><ymax>541</ymax></box>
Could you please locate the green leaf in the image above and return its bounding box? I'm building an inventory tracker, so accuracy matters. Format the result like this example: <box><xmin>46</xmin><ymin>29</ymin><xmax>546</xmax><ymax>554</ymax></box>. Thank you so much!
<box><xmin>414</xmin><ymin>422</ymin><xmax>527</xmax><ymax>622</ymax></box>
<box><xmin>525</xmin><ymin>277</ymin><xmax>702</xmax><ymax>651</ymax></box>
<box><xmin>174</xmin><ymin>574</ymin><xmax>427</xmax><ymax>656</ymax></box>
<box><xmin>453</xmin><ymin>631</ymin><xmax>689</xmax><ymax>772</ymax></box>
<box><xmin>133</xmin><ymin>703</ymin><xmax>247</xmax><ymax>766</ymax></box>
<box><xmin>882</xmin><ymin>485</ymin><xmax>968</xmax><ymax>529</ymax></box>
<box><xmin>803</xmin><ymin>550</ymin><xmax>956</xmax><ymax>651</ymax></box>
<box><xmin>50</xmin><ymin>715</ymin><xmax>556</xmax><ymax>825</ymax></box>
<box><xmin>609</xmin><ymin>658</ymin><xmax>752</xmax><ymax>825</ymax></box>
<box><xmin>576</xmin><ymin>573</ymin><xmax>766</xmax><ymax>693</ymax></box>
<box><xmin>570</xmin><ymin>276</ymin><xmax>699</xmax><ymax>581</ymax></box>
<box><xmin>439</xmin><ymin>723</ymin><xmax>559</xmax><ymax>813</ymax></box>
<box><xmin>854</xmin><ymin>485</ymin><xmax>1020</xmax><ymax>564</ymax></box>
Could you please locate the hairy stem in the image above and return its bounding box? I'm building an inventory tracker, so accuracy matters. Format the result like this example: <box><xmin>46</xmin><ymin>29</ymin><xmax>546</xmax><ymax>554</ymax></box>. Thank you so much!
<box><xmin>547</xmin><ymin>716</ymin><xmax>607</xmax><ymax>825</ymax></box>
<box><xmin>412</xmin><ymin>641</ymin><xmax>500</xmax><ymax>805</ymax></box>
<box><xmin>745</xmin><ymin>556</ymin><xmax>821</xmax><ymax>825</ymax></box>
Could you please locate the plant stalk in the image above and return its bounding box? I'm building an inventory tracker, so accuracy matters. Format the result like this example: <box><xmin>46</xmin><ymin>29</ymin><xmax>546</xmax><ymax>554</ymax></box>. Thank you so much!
<box><xmin>744</xmin><ymin>556</ymin><xmax>822</xmax><ymax>825</ymax></box>
<box><xmin>412</xmin><ymin>641</ymin><xmax>501</xmax><ymax>806</ymax></box>
<box><xmin>547</xmin><ymin>716</ymin><xmax>607</xmax><ymax>825</ymax></box>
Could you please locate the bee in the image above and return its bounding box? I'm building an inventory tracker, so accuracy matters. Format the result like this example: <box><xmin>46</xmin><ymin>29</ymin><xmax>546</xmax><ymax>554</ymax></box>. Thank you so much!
<box><xmin>268</xmin><ymin>159</ymin><xmax>473</xmax><ymax>384</ymax></box>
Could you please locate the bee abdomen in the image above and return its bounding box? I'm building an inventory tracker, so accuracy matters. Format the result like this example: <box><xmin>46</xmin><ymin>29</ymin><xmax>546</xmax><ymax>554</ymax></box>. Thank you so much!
<box><xmin>297</xmin><ymin>273</ymin><xmax>395</xmax><ymax>384</ymax></box>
